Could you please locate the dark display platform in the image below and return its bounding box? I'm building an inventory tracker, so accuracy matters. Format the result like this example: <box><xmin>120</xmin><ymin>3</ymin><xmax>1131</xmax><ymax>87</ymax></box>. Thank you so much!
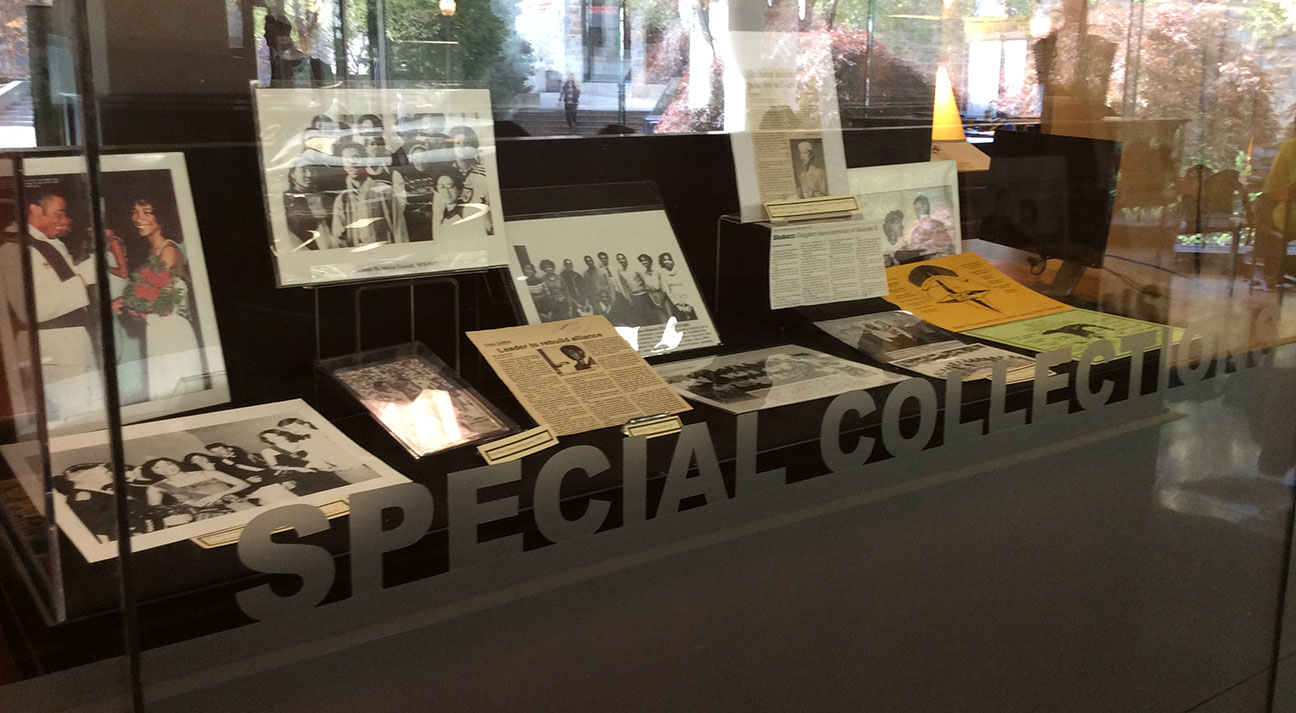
<box><xmin>0</xmin><ymin>121</ymin><xmax>1218</xmax><ymax>676</ymax></box>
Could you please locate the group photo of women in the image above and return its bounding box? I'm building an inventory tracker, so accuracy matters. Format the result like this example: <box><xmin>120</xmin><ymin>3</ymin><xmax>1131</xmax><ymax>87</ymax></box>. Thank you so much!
<box><xmin>47</xmin><ymin>414</ymin><xmax>378</xmax><ymax>544</ymax></box>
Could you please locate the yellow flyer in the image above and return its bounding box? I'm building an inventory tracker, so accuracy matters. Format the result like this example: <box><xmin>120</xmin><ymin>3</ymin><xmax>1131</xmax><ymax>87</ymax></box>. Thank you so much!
<box><xmin>881</xmin><ymin>253</ymin><xmax>1072</xmax><ymax>332</ymax></box>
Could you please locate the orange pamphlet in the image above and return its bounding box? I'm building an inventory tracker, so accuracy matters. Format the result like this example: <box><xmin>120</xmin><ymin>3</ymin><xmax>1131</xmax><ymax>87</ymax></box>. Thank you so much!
<box><xmin>881</xmin><ymin>253</ymin><xmax>1071</xmax><ymax>333</ymax></box>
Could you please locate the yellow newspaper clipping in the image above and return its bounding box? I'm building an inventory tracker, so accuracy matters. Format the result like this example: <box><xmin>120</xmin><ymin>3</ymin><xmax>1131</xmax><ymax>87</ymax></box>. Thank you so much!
<box><xmin>467</xmin><ymin>315</ymin><xmax>691</xmax><ymax>437</ymax></box>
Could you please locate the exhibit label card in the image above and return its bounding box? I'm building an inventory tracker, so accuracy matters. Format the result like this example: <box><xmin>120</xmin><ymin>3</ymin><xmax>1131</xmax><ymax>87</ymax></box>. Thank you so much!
<box><xmin>654</xmin><ymin>346</ymin><xmax>903</xmax><ymax>414</ymax></box>
<box><xmin>965</xmin><ymin>308</ymin><xmax>1182</xmax><ymax>359</ymax></box>
<box><xmin>769</xmin><ymin>219</ymin><xmax>888</xmax><ymax>309</ymax></box>
<box><xmin>1</xmin><ymin>399</ymin><xmax>411</xmax><ymax>563</ymax></box>
<box><xmin>882</xmin><ymin>253</ymin><xmax>1071</xmax><ymax>332</ymax></box>
<box><xmin>467</xmin><ymin>315</ymin><xmax>690</xmax><ymax>437</ymax></box>
<box><xmin>815</xmin><ymin>310</ymin><xmax>1036</xmax><ymax>383</ymax></box>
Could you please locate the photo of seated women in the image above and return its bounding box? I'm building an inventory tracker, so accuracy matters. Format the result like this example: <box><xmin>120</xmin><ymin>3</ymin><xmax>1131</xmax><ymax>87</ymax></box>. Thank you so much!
<box><xmin>4</xmin><ymin>400</ymin><xmax>408</xmax><ymax>563</ymax></box>
<box><xmin>38</xmin><ymin>410</ymin><xmax>382</xmax><ymax>545</ymax></box>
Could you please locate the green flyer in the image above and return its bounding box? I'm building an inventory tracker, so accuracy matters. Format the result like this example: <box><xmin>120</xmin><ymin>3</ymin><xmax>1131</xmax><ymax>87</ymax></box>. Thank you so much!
<box><xmin>965</xmin><ymin>309</ymin><xmax>1181</xmax><ymax>360</ymax></box>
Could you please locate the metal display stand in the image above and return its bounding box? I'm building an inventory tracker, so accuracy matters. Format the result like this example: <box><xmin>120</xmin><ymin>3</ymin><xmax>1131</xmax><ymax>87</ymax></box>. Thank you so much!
<box><xmin>311</xmin><ymin>275</ymin><xmax>464</xmax><ymax>371</ymax></box>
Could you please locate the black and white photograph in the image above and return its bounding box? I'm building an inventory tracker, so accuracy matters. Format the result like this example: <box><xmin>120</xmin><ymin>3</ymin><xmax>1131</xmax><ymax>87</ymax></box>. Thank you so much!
<box><xmin>537</xmin><ymin>344</ymin><xmax>599</xmax><ymax>376</ymax></box>
<box><xmin>255</xmin><ymin>87</ymin><xmax>507</xmax><ymax>286</ymax></box>
<box><xmin>849</xmin><ymin>161</ymin><xmax>962</xmax><ymax>266</ymax></box>
<box><xmin>816</xmin><ymin>311</ymin><xmax>1035</xmax><ymax>382</ymax></box>
<box><xmin>790</xmin><ymin>137</ymin><xmax>829</xmax><ymax>199</ymax></box>
<box><xmin>506</xmin><ymin>210</ymin><xmax>721</xmax><ymax>355</ymax></box>
<box><xmin>654</xmin><ymin>345</ymin><xmax>903</xmax><ymax>414</ymax></box>
<box><xmin>838</xmin><ymin>310</ymin><xmax>956</xmax><ymax>358</ymax></box>
<box><xmin>0</xmin><ymin>153</ymin><xmax>228</xmax><ymax>436</ymax></box>
<box><xmin>0</xmin><ymin>399</ymin><xmax>409</xmax><ymax>563</ymax></box>
<box><xmin>329</xmin><ymin>345</ymin><xmax>512</xmax><ymax>458</ymax></box>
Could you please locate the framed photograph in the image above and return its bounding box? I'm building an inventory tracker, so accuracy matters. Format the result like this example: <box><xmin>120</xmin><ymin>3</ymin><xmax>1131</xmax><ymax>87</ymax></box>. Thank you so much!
<box><xmin>653</xmin><ymin>345</ymin><xmax>903</xmax><ymax>414</ymax></box>
<box><xmin>324</xmin><ymin>343</ymin><xmax>514</xmax><ymax>458</ymax></box>
<box><xmin>3</xmin><ymin>153</ymin><xmax>229</xmax><ymax>435</ymax></box>
<box><xmin>1</xmin><ymin>399</ymin><xmax>410</xmax><ymax>563</ymax></box>
<box><xmin>254</xmin><ymin>86</ymin><xmax>508</xmax><ymax>286</ymax></box>
<box><xmin>849</xmin><ymin>161</ymin><xmax>962</xmax><ymax>266</ymax></box>
<box><xmin>505</xmin><ymin>209</ymin><xmax>721</xmax><ymax>355</ymax></box>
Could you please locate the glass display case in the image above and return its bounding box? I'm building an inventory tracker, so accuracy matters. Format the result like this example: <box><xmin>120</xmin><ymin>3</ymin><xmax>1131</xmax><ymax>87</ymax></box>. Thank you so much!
<box><xmin>0</xmin><ymin>0</ymin><xmax>1294</xmax><ymax>711</ymax></box>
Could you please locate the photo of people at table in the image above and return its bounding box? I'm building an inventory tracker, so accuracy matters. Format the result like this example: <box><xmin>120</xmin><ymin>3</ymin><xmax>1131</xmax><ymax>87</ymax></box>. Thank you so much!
<box><xmin>43</xmin><ymin>412</ymin><xmax>380</xmax><ymax>544</ymax></box>
<box><xmin>280</xmin><ymin>111</ymin><xmax>494</xmax><ymax>250</ymax></box>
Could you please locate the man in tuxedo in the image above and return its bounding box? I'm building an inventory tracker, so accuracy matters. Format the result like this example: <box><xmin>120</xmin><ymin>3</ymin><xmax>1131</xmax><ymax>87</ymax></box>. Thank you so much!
<box><xmin>2</xmin><ymin>187</ymin><xmax>102</xmax><ymax>423</ymax></box>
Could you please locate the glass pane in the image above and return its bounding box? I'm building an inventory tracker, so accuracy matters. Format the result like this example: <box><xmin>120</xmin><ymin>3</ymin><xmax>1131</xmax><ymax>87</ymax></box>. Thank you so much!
<box><xmin>0</xmin><ymin>1</ymin><xmax>135</xmax><ymax>710</ymax></box>
<box><xmin>0</xmin><ymin>0</ymin><xmax>1280</xmax><ymax>711</ymax></box>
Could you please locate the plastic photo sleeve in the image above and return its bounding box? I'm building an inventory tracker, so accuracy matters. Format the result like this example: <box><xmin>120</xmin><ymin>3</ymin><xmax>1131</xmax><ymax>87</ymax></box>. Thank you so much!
<box><xmin>323</xmin><ymin>343</ymin><xmax>515</xmax><ymax>458</ymax></box>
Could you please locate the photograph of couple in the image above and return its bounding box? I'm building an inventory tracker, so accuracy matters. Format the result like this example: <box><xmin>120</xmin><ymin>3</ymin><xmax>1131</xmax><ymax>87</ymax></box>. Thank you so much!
<box><xmin>0</xmin><ymin>153</ymin><xmax>227</xmax><ymax>435</ymax></box>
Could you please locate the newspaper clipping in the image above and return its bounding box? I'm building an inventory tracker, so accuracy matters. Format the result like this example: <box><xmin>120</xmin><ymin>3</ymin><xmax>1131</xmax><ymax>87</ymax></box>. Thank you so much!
<box><xmin>467</xmin><ymin>315</ymin><xmax>690</xmax><ymax>436</ymax></box>
<box><xmin>769</xmin><ymin>219</ymin><xmax>889</xmax><ymax>309</ymax></box>
<box><xmin>655</xmin><ymin>345</ymin><xmax>903</xmax><ymax>414</ymax></box>
<box><xmin>726</xmin><ymin>31</ymin><xmax>848</xmax><ymax>221</ymax></box>
<box><xmin>816</xmin><ymin>310</ymin><xmax>1036</xmax><ymax>382</ymax></box>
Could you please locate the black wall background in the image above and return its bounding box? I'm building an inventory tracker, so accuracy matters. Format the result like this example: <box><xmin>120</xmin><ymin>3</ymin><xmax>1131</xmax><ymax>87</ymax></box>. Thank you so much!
<box><xmin>95</xmin><ymin>95</ymin><xmax>930</xmax><ymax>416</ymax></box>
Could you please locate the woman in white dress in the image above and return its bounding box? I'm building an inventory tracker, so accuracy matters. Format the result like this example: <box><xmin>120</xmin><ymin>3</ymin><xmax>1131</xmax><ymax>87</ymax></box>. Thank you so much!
<box><xmin>106</xmin><ymin>231</ymin><xmax>147</xmax><ymax>403</ymax></box>
<box><xmin>130</xmin><ymin>198</ymin><xmax>203</xmax><ymax>401</ymax></box>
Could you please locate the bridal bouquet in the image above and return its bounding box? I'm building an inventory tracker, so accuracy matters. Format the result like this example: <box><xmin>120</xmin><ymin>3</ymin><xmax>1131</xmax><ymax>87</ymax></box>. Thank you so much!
<box><xmin>120</xmin><ymin>253</ymin><xmax>189</xmax><ymax>324</ymax></box>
